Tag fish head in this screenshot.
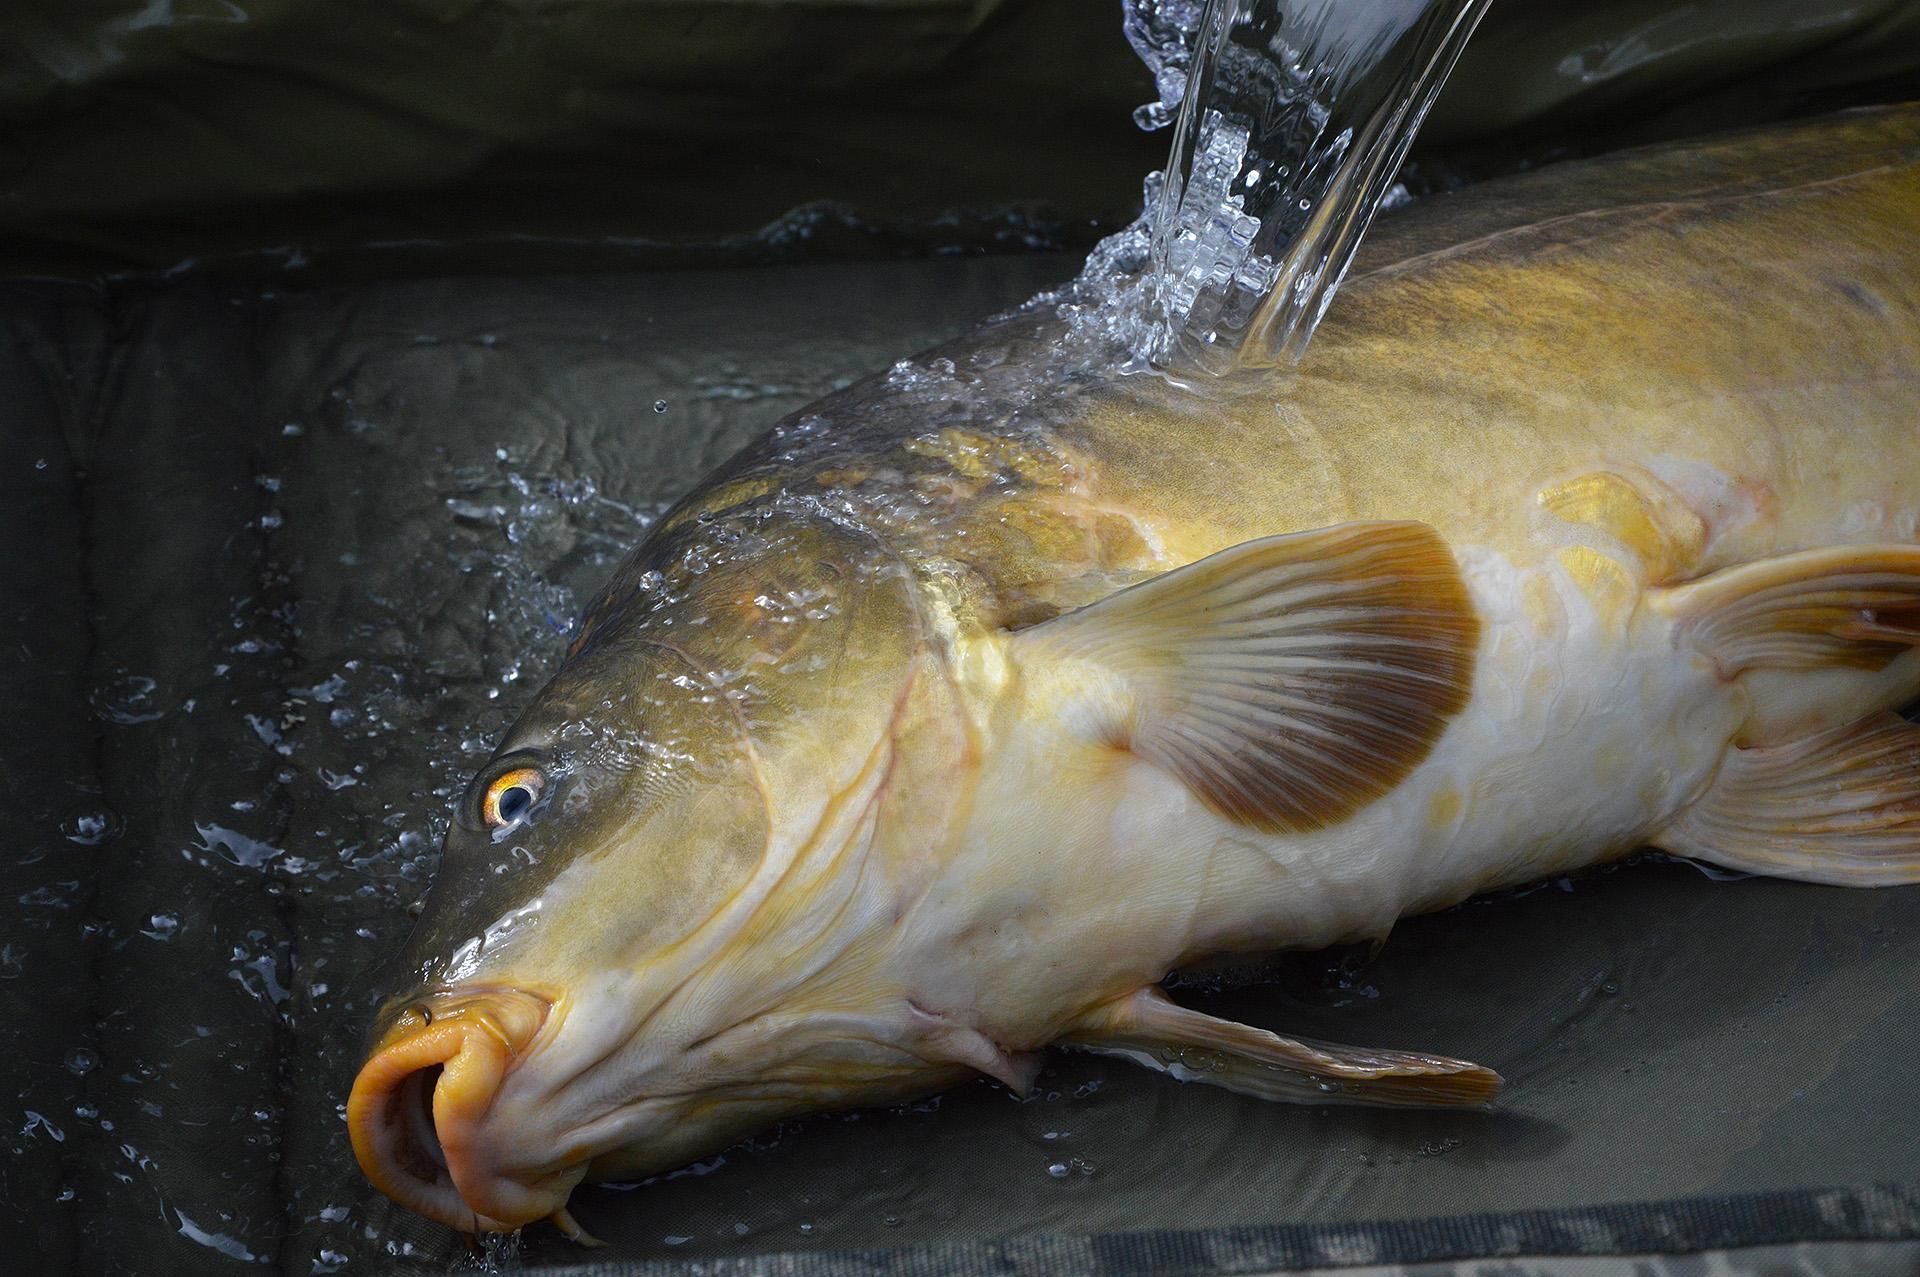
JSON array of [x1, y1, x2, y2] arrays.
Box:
[[349, 509, 978, 1232]]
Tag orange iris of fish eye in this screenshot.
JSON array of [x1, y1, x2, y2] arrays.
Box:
[[483, 767, 544, 827]]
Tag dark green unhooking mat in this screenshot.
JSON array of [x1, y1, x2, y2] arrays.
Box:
[[4, 0, 1920, 274], [3, 249, 1919, 1276]]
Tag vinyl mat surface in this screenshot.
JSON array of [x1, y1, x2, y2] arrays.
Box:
[[3, 252, 1917, 1276]]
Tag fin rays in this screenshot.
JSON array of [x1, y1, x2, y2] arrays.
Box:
[[1657, 713, 1920, 885], [1063, 987, 1501, 1110], [1014, 521, 1479, 834]]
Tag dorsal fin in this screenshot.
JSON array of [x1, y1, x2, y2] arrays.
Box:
[[1013, 521, 1479, 833]]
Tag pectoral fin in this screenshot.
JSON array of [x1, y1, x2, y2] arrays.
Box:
[[1062, 987, 1501, 1109], [1655, 713, 1920, 886], [550, 1207, 607, 1248], [1013, 521, 1479, 834]]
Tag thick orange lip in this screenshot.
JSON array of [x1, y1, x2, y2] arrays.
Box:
[[347, 990, 561, 1234]]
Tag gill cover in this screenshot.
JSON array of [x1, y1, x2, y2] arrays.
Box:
[[401, 508, 932, 998]]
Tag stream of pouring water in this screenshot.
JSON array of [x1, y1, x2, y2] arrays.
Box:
[[1132, 0, 1491, 372]]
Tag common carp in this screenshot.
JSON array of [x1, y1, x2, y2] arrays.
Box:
[[348, 107, 1920, 1237]]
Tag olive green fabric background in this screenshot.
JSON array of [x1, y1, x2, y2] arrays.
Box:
[[5, 4, 1920, 1274], [4, 0, 1920, 273], [5, 250, 1919, 1275]]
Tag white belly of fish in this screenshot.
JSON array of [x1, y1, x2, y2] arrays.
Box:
[[1077, 544, 1737, 962], [922, 504, 1920, 1054]]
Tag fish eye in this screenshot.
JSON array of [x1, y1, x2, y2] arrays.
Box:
[[482, 766, 545, 829]]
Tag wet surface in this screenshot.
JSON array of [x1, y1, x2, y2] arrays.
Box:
[[3, 253, 1918, 1275]]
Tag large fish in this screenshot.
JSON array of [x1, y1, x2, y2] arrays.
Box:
[[348, 107, 1920, 1238]]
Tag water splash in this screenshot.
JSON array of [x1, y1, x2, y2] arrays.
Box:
[[1063, 0, 1487, 375], [174, 1210, 265, 1264], [1146, 0, 1491, 371], [1123, 0, 1209, 131]]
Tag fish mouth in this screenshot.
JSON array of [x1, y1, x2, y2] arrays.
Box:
[[347, 989, 581, 1234]]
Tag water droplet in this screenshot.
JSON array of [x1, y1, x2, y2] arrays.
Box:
[[92, 675, 163, 725], [653, 400, 668, 414], [1600, 980, 1620, 996], [796, 1220, 816, 1236], [61, 812, 117, 845], [1046, 1161, 1070, 1178], [193, 824, 283, 870], [1133, 101, 1175, 130], [65, 1048, 99, 1075]]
